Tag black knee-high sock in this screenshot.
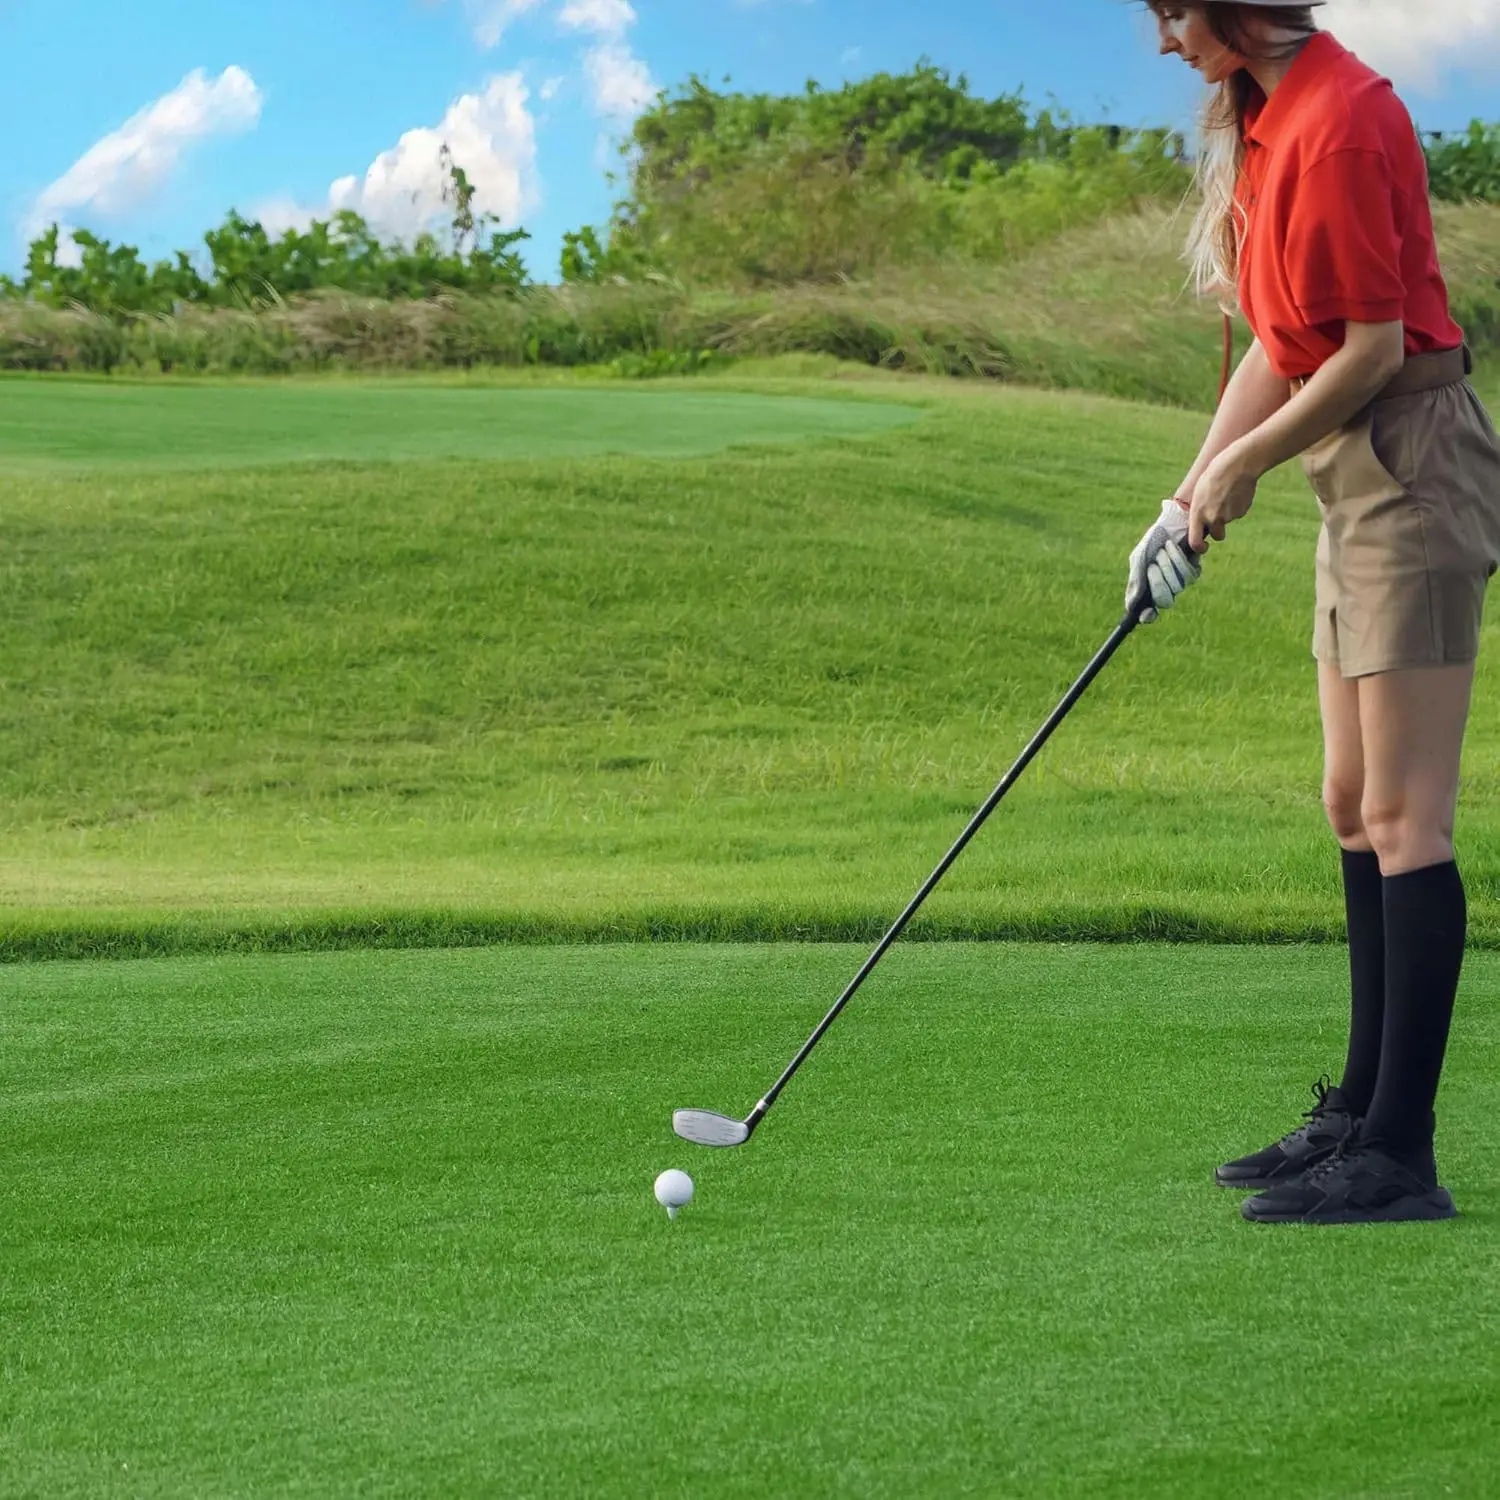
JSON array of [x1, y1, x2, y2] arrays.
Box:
[[1338, 848, 1386, 1116], [1364, 862, 1468, 1155]]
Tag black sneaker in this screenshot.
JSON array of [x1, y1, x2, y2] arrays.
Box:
[[1214, 1078, 1355, 1189], [1241, 1129, 1457, 1224]]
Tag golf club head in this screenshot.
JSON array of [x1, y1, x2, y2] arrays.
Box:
[[673, 1109, 752, 1148]]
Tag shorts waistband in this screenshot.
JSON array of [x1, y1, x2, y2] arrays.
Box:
[[1377, 344, 1472, 400], [1291, 343, 1472, 401]]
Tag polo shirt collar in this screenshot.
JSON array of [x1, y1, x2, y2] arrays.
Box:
[[1243, 31, 1346, 148]]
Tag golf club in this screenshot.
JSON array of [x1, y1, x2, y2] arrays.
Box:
[[673, 582, 1164, 1149]]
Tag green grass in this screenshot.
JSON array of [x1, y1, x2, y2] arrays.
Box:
[[3, 368, 1500, 955], [0, 377, 916, 470], [3, 942, 1498, 1497]]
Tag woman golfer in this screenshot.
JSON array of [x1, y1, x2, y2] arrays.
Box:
[[1127, 2, 1500, 1222]]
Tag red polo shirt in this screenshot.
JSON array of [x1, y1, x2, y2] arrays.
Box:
[[1237, 32, 1463, 379]]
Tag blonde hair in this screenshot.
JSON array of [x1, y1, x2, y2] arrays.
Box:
[[1165, 4, 1320, 305]]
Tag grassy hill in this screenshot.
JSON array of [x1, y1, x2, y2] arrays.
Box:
[[2, 361, 1499, 958]]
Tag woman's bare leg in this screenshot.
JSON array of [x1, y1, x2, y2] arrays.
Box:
[[1357, 665, 1474, 875]]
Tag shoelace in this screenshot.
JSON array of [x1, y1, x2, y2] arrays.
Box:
[[1303, 1127, 1362, 1185], [1275, 1075, 1335, 1148]]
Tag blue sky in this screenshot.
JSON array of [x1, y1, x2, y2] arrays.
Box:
[[1, 0, 1495, 282]]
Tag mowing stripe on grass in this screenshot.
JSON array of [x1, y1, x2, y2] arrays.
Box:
[[0, 377, 921, 470]]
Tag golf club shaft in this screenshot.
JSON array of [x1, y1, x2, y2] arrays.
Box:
[[747, 607, 1144, 1128]]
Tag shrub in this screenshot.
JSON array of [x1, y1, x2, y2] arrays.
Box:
[[1426, 121, 1500, 204]]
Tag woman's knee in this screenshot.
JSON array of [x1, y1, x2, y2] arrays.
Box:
[[1323, 777, 1366, 843], [1361, 792, 1455, 871]]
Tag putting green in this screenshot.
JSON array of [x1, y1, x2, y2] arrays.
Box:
[[0, 378, 920, 470]]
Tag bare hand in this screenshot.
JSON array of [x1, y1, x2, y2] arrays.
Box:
[[1188, 449, 1260, 553]]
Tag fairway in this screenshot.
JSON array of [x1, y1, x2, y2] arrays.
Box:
[[3, 942, 1498, 1497], [0, 376, 920, 470]]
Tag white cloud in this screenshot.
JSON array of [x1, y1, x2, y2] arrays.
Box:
[[433, 0, 656, 125], [465, 0, 547, 48], [582, 42, 656, 120], [50, 236, 85, 270], [1323, 0, 1500, 90], [249, 197, 322, 239], [558, 0, 635, 34], [27, 66, 262, 238], [338, 73, 538, 237], [264, 74, 537, 244], [557, 0, 655, 122]]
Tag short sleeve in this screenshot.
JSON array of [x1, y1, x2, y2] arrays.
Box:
[[1284, 149, 1405, 326]]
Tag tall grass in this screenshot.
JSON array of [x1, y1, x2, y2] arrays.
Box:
[[1, 203, 1494, 411]]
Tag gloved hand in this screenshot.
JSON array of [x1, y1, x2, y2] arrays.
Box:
[[1126, 498, 1203, 624]]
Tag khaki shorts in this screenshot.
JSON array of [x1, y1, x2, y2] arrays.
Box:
[[1300, 348, 1500, 679]]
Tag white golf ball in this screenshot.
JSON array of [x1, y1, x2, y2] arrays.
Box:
[[654, 1169, 694, 1219]]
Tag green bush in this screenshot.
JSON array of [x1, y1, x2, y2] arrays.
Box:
[[587, 65, 1193, 288], [1426, 121, 1500, 204], [1, 155, 531, 317]]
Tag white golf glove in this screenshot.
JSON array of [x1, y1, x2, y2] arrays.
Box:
[[1126, 499, 1202, 624]]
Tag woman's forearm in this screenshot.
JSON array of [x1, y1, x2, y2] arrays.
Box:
[[1182, 321, 1408, 550], [1177, 339, 1293, 506], [1229, 321, 1405, 479]]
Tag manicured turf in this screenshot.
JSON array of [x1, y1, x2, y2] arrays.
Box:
[[0, 377, 918, 470], [3, 942, 1498, 1497], [2, 369, 1499, 954]]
